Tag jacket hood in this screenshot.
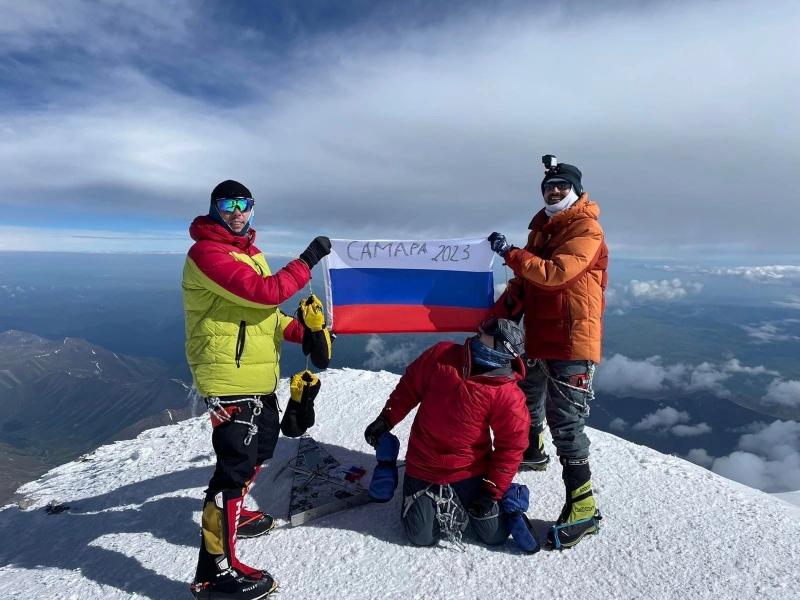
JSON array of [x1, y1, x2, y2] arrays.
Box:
[[461, 337, 526, 381], [528, 193, 600, 231], [189, 215, 257, 250]]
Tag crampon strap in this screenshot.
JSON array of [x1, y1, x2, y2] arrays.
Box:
[[549, 513, 602, 550], [403, 483, 468, 551]]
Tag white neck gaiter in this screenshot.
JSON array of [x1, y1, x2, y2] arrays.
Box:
[[544, 188, 579, 218]]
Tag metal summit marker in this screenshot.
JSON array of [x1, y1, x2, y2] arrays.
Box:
[[287, 436, 370, 527]]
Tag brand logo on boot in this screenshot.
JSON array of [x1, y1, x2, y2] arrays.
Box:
[[232, 498, 242, 545]]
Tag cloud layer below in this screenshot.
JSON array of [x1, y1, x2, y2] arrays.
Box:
[[688, 420, 800, 493]]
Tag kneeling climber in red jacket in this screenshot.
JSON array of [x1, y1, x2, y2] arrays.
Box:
[[364, 319, 530, 547]]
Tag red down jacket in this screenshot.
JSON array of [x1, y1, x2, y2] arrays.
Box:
[[379, 340, 530, 500]]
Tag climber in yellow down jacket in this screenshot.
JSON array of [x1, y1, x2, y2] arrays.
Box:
[[184, 179, 331, 600]]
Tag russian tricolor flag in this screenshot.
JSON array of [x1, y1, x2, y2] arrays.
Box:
[[322, 238, 495, 334]]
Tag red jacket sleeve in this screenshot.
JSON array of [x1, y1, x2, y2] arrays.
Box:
[[485, 385, 530, 499], [281, 316, 304, 344], [380, 345, 439, 428], [188, 242, 311, 307]]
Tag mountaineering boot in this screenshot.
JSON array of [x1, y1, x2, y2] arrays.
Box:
[[190, 569, 277, 600], [237, 467, 276, 539], [192, 490, 278, 597], [518, 426, 550, 472], [237, 507, 275, 539], [547, 459, 601, 549]]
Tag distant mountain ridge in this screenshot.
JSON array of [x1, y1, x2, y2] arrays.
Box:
[[0, 330, 192, 503]]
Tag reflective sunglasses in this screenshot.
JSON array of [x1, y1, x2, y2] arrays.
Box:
[[216, 197, 255, 213], [543, 181, 572, 192]]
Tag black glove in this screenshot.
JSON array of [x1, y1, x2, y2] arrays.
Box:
[[297, 295, 332, 369], [488, 232, 512, 257], [299, 236, 332, 269], [364, 415, 389, 448], [468, 492, 498, 518]]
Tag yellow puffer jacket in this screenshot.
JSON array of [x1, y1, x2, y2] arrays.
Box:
[[183, 216, 311, 397]]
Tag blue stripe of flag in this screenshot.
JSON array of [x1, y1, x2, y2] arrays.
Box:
[[329, 268, 494, 308]]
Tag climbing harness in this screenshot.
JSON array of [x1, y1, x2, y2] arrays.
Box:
[[205, 395, 264, 446], [529, 359, 596, 416]]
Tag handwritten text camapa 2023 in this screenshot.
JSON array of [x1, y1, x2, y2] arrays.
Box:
[[345, 241, 472, 262]]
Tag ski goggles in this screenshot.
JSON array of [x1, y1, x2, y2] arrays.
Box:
[[542, 180, 572, 192], [216, 198, 255, 213]]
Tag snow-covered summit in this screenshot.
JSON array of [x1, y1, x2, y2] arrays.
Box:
[[1, 368, 798, 599]]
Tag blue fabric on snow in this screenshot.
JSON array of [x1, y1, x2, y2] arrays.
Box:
[[500, 483, 540, 554], [369, 432, 400, 502]]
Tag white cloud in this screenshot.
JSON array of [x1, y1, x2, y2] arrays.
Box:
[[631, 407, 709, 436], [721, 359, 779, 376], [665, 265, 800, 285], [0, 1, 193, 53], [364, 335, 420, 371], [775, 295, 800, 310], [711, 420, 800, 492], [603, 286, 623, 308], [605, 278, 703, 311], [593, 354, 674, 396], [626, 279, 703, 302], [685, 448, 715, 468], [671, 422, 712, 437], [683, 362, 731, 398], [1, 2, 799, 252], [712, 266, 800, 284], [608, 417, 628, 431], [633, 407, 690, 431], [763, 379, 800, 409], [741, 321, 800, 344], [595, 354, 780, 401]]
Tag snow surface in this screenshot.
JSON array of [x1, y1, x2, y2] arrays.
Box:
[[1, 368, 799, 599], [774, 490, 800, 508]]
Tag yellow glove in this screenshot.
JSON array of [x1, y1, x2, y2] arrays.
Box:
[[298, 294, 326, 332], [290, 370, 320, 403]]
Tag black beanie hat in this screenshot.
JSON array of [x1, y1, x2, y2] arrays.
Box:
[[210, 180, 252, 204], [209, 180, 253, 234], [541, 163, 583, 196]]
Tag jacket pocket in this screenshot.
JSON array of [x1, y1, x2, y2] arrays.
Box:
[[235, 320, 246, 368]]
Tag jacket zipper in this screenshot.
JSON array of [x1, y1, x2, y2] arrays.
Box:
[[235, 320, 246, 368]]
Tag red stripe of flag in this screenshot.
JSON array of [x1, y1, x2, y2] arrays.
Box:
[[332, 304, 490, 334]]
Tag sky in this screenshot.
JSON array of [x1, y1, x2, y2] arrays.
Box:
[[1, 0, 798, 256]]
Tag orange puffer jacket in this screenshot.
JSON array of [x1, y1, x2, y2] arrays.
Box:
[[495, 194, 608, 363]]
